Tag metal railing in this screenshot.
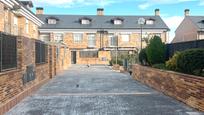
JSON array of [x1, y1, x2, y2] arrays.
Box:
[[0, 32, 17, 72], [35, 40, 48, 64]]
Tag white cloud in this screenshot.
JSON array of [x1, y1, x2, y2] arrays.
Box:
[[32, 0, 126, 8], [138, 0, 197, 9], [199, 0, 204, 5], [162, 16, 184, 43]]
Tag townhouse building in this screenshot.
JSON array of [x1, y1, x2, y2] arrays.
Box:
[[0, 1, 69, 114], [173, 9, 204, 43], [0, 0, 43, 38], [37, 8, 170, 65]]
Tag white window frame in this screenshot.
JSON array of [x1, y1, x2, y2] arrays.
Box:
[[121, 34, 130, 42], [81, 19, 90, 25], [48, 19, 57, 24], [73, 33, 83, 43], [108, 34, 117, 47], [13, 16, 18, 35], [114, 20, 122, 25], [25, 19, 29, 34], [54, 33, 64, 43], [87, 34, 96, 47], [40, 34, 50, 42], [146, 20, 154, 25]]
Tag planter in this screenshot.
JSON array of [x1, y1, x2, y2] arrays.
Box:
[[112, 64, 120, 70], [132, 64, 204, 112]]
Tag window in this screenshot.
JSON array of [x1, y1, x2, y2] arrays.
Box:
[[109, 34, 117, 46], [13, 16, 18, 35], [121, 34, 130, 42], [35, 41, 48, 64], [80, 51, 98, 58], [88, 34, 96, 47], [73, 33, 83, 43], [48, 19, 57, 24], [40, 34, 50, 42], [81, 19, 91, 25], [114, 20, 122, 25], [25, 19, 29, 34], [54, 33, 64, 43], [0, 33, 17, 72], [200, 32, 204, 39], [154, 33, 161, 37], [146, 20, 154, 25]]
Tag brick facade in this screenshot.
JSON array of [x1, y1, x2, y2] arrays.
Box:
[[0, 1, 39, 39], [0, 1, 70, 114], [132, 64, 204, 111], [61, 32, 167, 65]]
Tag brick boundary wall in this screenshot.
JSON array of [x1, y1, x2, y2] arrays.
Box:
[[132, 64, 204, 111], [0, 78, 49, 114], [0, 36, 71, 114]]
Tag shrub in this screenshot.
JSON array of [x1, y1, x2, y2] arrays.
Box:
[[177, 49, 204, 76], [110, 58, 123, 66], [166, 52, 181, 71], [139, 48, 148, 65], [146, 36, 166, 65], [152, 63, 167, 70]]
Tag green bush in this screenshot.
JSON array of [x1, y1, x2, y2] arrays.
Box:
[[146, 36, 166, 65], [177, 49, 204, 76], [139, 48, 148, 65], [152, 63, 167, 70], [110, 58, 123, 66], [166, 52, 181, 71]]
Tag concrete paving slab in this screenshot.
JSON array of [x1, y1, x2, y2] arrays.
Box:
[[6, 65, 204, 115]]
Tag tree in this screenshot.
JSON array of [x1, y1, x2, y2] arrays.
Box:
[[146, 36, 166, 65]]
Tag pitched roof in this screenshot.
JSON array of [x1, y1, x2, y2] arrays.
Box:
[[188, 16, 204, 29], [37, 15, 169, 30]]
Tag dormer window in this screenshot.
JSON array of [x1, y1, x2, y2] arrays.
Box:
[[48, 19, 57, 24], [80, 17, 92, 25], [111, 18, 124, 25], [114, 20, 122, 25], [146, 19, 155, 25], [47, 17, 59, 24], [81, 19, 91, 25]]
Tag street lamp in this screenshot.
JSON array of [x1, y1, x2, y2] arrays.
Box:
[[138, 18, 146, 50]]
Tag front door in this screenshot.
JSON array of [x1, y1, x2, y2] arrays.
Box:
[[71, 51, 77, 64]]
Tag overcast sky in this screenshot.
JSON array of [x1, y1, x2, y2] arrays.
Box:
[[32, 0, 204, 42]]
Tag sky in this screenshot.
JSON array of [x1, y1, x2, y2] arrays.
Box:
[[32, 0, 204, 42]]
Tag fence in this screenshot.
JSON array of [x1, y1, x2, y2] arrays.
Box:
[[166, 39, 204, 58], [0, 32, 17, 72], [35, 40, 48, 64]]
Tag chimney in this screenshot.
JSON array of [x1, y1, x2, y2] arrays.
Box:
[[184, 9, 190, 16], [36, 7, 44, 15], [97, 8, 104, 16], [155, 9, 160, 16]]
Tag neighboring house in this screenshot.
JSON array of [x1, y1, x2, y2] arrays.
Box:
[[0, 0, 43, 39], [173, 9, 204, 43], [37, 8, 169, 65]]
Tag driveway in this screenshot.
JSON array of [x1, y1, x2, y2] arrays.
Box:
[[6, 65, 203, 115]]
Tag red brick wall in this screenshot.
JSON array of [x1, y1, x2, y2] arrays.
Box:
[[132, 64, 204, 111], [0, 36, 65, 114]]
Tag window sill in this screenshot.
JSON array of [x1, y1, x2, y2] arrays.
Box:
[[36, 62, 48, 66], [0, 68, 21, 76]]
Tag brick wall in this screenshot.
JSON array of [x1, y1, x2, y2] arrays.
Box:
[[63, 32, 167, 50], [132, 64, 204, 111], [0, 2, 39, 39], [0, 35, 71, 114]]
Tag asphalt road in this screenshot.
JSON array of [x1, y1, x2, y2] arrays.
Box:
[[6, 65, 204, 115]]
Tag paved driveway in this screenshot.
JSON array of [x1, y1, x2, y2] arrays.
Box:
[[6, 65, 203, 115]]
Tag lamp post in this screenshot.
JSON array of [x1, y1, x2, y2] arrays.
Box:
[[138, 18, 146, 51]]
